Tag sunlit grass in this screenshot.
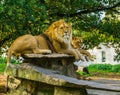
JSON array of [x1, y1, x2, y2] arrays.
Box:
[[87, 63, 120, 77], [0, 63, 6, 73], [88, 63, 120, 73], [0, 57, 20, 72]]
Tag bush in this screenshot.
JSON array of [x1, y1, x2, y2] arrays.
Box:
[[0, 57, 20, 72], [111, 64, 120, 73], [0, 57, 7, 64], [0, 63, 6, 72], [88, 63, 120, 73], [0, 57, 20, 64]]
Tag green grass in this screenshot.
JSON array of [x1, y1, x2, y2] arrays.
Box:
[[0, 57, 20, 72], [77, 63, 120, 77], [0, 63, 6, 73], [88, 63, 120, 73], [87, 63, 120, 77], [0, 57, 6, 72]]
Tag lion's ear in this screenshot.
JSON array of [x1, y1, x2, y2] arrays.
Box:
[[52, 22, 57, 28], [52, 19, 65, 28], [58, 19, 65, 22], [72, 37, 77, 40]]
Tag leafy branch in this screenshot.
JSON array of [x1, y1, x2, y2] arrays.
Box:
[[49, 1, 120, 17]]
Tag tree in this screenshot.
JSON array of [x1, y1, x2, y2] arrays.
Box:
[[0, 0, 120, 50], [0, 0, 50, 47]]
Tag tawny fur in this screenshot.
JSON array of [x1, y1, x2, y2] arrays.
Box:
[[7, 34, 51, 65], [44, 19, 83, 60], [72, 36, 94, 61], [7, 19, 83, 65]]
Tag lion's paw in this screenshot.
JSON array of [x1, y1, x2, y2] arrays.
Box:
[[47, 50, 52, 54]]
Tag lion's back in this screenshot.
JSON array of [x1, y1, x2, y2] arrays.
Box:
[[9, 34, 37, 53]]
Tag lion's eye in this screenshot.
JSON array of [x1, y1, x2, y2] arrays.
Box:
[[66, 26, 69, 28], [60, 27, 63, 29]]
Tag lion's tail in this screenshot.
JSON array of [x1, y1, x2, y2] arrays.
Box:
[[7, 49, 12, 66]]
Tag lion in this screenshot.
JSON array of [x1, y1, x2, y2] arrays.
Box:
[[71, 36, 83, 49], [44, 19, 83, 61], [7, 19, 83, 66], [7, 34, 52, 66], [71, 36, 94, 61]]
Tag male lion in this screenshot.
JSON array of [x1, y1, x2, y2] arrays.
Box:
[[44, 19, 83, 61], [7, 19, 83, 66], [72, 36, 94, 61]]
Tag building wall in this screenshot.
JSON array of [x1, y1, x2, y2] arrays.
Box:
[[75, 43, 119, 67], [88, 43, 119, 64]]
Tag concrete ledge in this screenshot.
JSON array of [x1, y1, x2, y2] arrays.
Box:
[[23, 53, 74, 59], [5, 64, 120, 92], [5, 54, 120, 95]]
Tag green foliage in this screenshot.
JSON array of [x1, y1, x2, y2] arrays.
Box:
[[0, 57, 7, 64], [99, 19, 120, 43], [0, 0, 50, 46], [0, 57, 6, 72], [0, 63, 6, 72], [0, 57, 20, 72], [77, 71, 90, 76], [111, 64, 120, 73], [0, 0, 119, 51], [88, 64, 120, 73]]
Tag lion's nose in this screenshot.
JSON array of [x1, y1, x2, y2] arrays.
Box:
[[65, 31, 69, 34], [65, 31, 68, 33]]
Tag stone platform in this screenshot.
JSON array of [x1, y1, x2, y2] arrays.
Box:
[[5, 54, 120, 95]]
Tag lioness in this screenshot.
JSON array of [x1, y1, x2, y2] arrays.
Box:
[[72, 36, 83, 49], [72, 36, 94, 61], [7, 19, 83, 66]]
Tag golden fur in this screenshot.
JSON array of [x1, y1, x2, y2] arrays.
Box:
[[7, 19, 83, 65], [7, 34, 52, 65], [78, 49, 94, 61], [44, 19, 83, 60], [72, 36, 82, 49], [72, 36, 94, 61]]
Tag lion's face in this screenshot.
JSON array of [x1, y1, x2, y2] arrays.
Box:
[[45, 19, 72, 43], [72, 37, 82, 49], [54, 20, 72, 43], [57, 21, 72, 42]]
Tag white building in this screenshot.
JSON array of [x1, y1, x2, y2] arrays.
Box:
[[75, 43, 120, 67], [88, 43, 119, 64]]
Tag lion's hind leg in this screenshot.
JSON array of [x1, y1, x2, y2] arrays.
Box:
[[33, 48, 52, 54]]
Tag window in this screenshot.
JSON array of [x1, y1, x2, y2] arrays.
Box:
[[102, 51, 106, 62]]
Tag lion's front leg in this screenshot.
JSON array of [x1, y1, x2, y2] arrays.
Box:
[[78, 49, 94, 61], [75, 49, 85, 61], [58, 49, 81, 61]]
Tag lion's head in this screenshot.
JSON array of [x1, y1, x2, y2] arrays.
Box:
[[44, 19, 83, 60], [44, 19, 72, 44], [72, 36, 83, 49]]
